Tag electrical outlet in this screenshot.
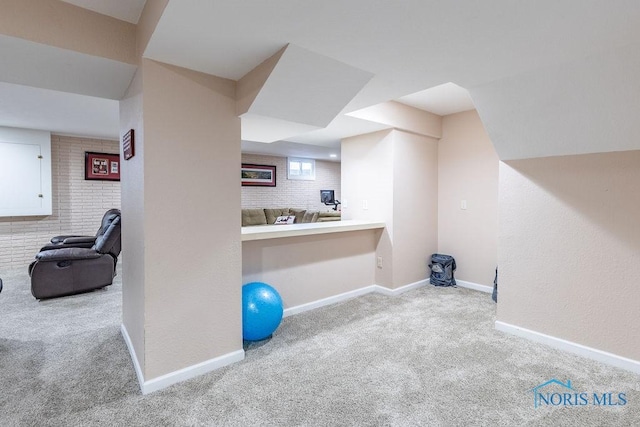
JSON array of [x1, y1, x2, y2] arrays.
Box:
[[377, 256, 383, 268], [363, 200, 369, 210]]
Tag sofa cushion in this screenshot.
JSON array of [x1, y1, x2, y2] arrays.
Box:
[[264, 208, 290, 224], [317, 211, 341, 222], [242, 209, 268, 226], [289, 208, 306, 224], [302, 211, 319, 223]]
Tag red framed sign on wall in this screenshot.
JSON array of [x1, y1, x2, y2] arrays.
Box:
[[84, 152, 120, 181]]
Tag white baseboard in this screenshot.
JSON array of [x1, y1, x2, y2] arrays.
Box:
[[495, 321, 640, 375], [283, 285, 378, 317], [142, 350, 245, 395], [120, 324, 245, 395], [456, 279, 493, 294], [283, 279, 429, 318], [120, 324, 145, 391], [373, 278, 429, 296], [119, 278, 490, 394]]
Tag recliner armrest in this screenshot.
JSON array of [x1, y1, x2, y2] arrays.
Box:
[[36, 247, 102, 262], [39, 239, 96, 252], [50, 234, 84, 244], [62, 236, 96, 245]]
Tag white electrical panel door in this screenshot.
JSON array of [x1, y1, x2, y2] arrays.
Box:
[[0, 127, 52, 217], [0, 142, 43, 215]]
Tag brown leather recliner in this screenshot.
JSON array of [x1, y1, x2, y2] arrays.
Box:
[[29, 212, 121, 299]]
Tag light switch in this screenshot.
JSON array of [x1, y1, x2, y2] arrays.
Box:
[[461, 200, 467, 210]]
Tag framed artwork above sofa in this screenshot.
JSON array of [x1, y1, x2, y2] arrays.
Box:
[[241, 163, 276, 187]]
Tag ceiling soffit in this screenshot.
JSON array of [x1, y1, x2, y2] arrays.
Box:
[[239, 44, 373, 143]]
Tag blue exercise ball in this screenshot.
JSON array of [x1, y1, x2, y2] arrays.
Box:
[[242, 282, 283, 341]]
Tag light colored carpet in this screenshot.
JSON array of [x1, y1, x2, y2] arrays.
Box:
[[0, 266, 638, 426]]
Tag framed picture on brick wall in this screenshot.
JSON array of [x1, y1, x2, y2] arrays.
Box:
[[85, 152, 120, 181], [241, 163, 276, 187]]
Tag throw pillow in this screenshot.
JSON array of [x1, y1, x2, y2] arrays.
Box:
[[265, 208, 290, 225], [274, 215, 295, 225], [242, 209, 267, 226], [302, 210, 319, 223], [289, 208, 306, 223]]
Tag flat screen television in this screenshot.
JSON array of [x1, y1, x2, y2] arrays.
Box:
[[320, 190, 335, 204]]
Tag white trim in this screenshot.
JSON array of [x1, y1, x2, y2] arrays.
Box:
[[373, 278, 429, 296], [120, 277, 480, 395], [120, 323, 245, 395], [495, 321, 640, 375], [283, 279, 429, 317], [121, 324, 145, 391], [142, 350, 245, 395], [456, 279, 493, 294], [283, 285, 378, 317]]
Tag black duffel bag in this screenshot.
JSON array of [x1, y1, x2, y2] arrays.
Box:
[[429, 254, 456, 287]]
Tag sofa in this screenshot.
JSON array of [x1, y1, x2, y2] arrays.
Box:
[[242, 208, 341, 226]]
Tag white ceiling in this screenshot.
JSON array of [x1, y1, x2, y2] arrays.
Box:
[[58, 0, 146, 24], [397, 83, 475, 117], [0, 35, 137, 100], [0, 82, 119, 140], [2, 1, 640, 160], [240, 44, 374, 143], [242, 139, 340, 162], [145, 1, 637, 107], [142, 1, 640, 159]]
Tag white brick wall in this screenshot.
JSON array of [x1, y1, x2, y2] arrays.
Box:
[[0, 149, 336, 270], [0, 135, 121, 271], [241, 154, 341, 211]]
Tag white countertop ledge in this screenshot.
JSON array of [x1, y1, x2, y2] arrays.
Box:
[[241, 220, 385, 241]]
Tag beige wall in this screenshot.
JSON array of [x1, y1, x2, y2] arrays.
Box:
[[392, 131, 439, 287], [120, 59, 242, 381], [341, 130, 395, 286], [341, 129, 438, 288], [498, 150, 640, 361], [438, 110, 499, 286], [241, 154, 340, 212], [136, 0, 169, 58], [236, 47, 285, 116], [242, 230, 379, 308], [348, 101, 442, 139], [119, 67, 146, 374], [0, 0, 136, 64], [0, 135, 121, 271]]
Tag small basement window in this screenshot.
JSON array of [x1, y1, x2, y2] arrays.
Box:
[[287, 157, 315, 181]]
